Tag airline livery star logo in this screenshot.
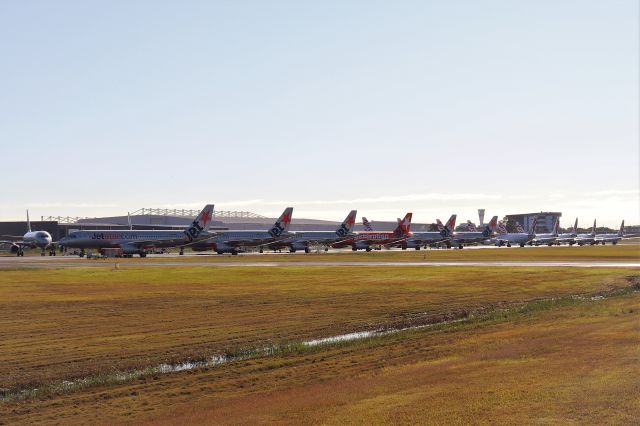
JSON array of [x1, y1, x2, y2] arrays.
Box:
[[269, 212, 291, 237], [200, 210, 212, 227]]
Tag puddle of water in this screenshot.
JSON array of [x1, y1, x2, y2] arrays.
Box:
[[304, 330, 379, 346]]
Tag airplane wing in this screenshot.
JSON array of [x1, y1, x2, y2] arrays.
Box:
[[119, 233, 216, 250], [0, 239, 28, 247], [0, 235, 25, 241]]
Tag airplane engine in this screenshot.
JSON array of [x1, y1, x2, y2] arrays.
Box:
[[10, 244, 19, 254], [353, 241, 370, 251], [290, 242, 308, 252]]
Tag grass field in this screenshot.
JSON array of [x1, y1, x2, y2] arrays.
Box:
[[3, 243, 639, 262], [0, 256, 638, 424]]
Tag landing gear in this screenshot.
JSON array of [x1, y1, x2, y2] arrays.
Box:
[[216, 251, 224, 255], [324, 247, 329, 252], [231, 250, 239, 256], [507, 243, 511, 247], [415, 246, 421, 250], [17, 249, 24, 257], [289, 249, 296, 253], [365, 247, 372, 252], [139, 251, 147, 258], [48, 250, 56, 256], [351, 245, 357, 251], [259, 249, 263, 254], [519, 243, 525, 247], [179, 248, 184, 256], [79, 250, 85, 258], [304, 247, 310, 254], [458, 245, 464, 249]]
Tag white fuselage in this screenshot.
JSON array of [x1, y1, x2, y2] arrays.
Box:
[[192, 230, 292, 252], [575, 233, 596, 245], [402, 231, 451, 248], [556, 232, 577, 244], [532, 233, 557, 245], [595, 234, 623, 244], [22, 231, 53, 249], [495, 233, 533, 246], [278, 231, 352, 250], [59, 230, 196, 252]]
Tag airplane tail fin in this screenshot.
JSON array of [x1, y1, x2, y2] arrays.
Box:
[[528, 215, 539, 237], [183, 204, 215, 242], [552, 217, 560, 236], [444, 214, 457, 236], [394, 213, 412, 236], [436, 219, 445, 232], [618, 220, 625, 237], [362, 217, 373, 231], [591, 219, 596, 236], [515, 221, 525, 233], [268, 207, 293, 237], [26, 210, 31, 233], [497, 221, 508, 235], [336, 210, 357, 237], [127, 212, 133, 230], [482, 216, 498, 237], [572, 218, 578, 235], [466, 220, 477, 231]]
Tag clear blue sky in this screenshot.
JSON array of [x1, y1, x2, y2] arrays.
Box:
[[1, 1, 638, 227]]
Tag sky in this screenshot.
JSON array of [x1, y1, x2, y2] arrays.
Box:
[[1, 0, 638, 227]]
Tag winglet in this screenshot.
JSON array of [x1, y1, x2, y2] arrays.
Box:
[[336, 210, 357, 237], [268, 207, 293, 238], [183, 204, 215, 242]]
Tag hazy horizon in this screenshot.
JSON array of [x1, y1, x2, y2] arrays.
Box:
[[1, 1, 638, 227]]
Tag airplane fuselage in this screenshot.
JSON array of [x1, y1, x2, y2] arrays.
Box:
[[21, 231, 53, 249], [191, 230, 292, 252], [59, 230, 200, 252]]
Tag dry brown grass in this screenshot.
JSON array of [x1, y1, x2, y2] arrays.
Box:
[[1, 266, 637, 393], [2, 289, 637, 425]]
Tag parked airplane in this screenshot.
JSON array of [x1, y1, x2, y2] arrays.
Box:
[[575, 220, 597, 246], [532, 217, 559, 246], [333, 213, 413, 251], [266, 210, 357, 253], [596, 220, 625, 245], [450, 216, 498, 249], [556, 218, 578, 245], [362, 217, 374, 231], [495, 216, 538, 247], [399, 215, 456, 250], [190, 207, 294, 255], [58, 204, 215, 257], [0, 210, 55, 256]]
